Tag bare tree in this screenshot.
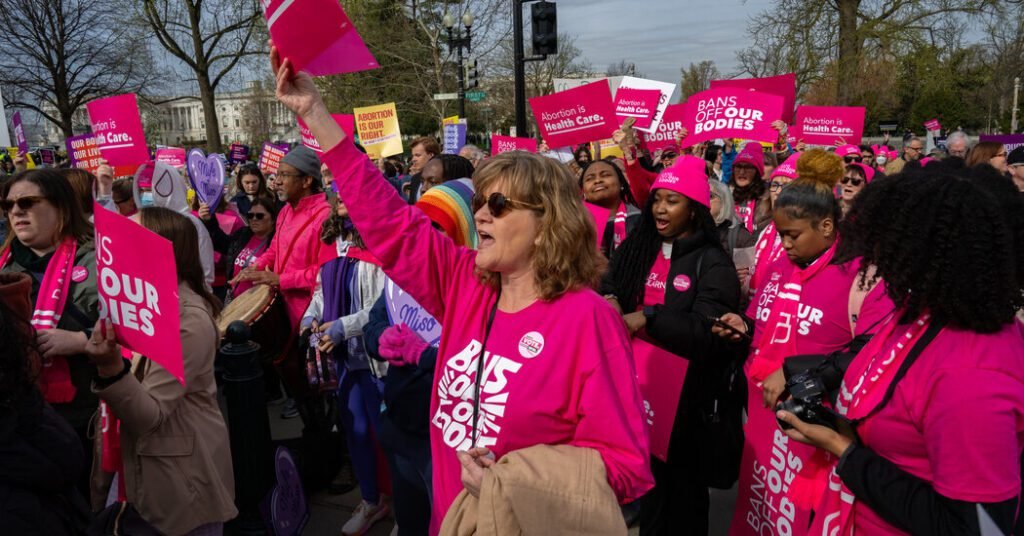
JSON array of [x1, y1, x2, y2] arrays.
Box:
[[0, 0, 155, 138], [679, 61, 720, 100], [141, 0, 263, 152], [606, 60, 643, 78], [241, 79, 275, 144]]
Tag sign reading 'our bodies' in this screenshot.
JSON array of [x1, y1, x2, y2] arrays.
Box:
[[93, 203, 184, 385], [529, 80, 617, 148], [682, 88, 784, 146]]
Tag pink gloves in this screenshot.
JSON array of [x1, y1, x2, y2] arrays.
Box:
[[378, 324, 428, 367]]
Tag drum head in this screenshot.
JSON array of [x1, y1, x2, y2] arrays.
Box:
[[218, 284, 275, 336]]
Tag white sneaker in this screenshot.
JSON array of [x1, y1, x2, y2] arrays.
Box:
[[342, 500, 390, 536]]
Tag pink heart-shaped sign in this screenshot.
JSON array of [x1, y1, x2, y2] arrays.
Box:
[[186, 148, 226, 211]]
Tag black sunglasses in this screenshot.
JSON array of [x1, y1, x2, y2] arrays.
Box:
[[471, 192, 541, 217], [843, 155, 863, 163], [1, 195, 46, 212], [840, 176, 863, 186], [246, 212, 267, 220]]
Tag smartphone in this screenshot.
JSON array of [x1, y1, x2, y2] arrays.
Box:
[[708, 316, 752, 342]]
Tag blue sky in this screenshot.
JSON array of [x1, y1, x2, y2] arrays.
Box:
[[557, 0, 773, 87]]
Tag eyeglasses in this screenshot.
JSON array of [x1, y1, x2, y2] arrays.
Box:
[[769, 180, 790, 192], [840, 176, 863, 187], [1, 196, 46, 212], [471, 192, 542, 217], [843, 156, 863, 163], [113, 197, 132, 205], [246, 212, 267, 220], [907, 146, 924, 152]]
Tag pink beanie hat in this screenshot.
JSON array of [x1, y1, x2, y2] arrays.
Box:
[[771, 152, 801, 179], [651, 156, 710, 208], [733, 142, 765, 177], [847, 162, 875, 183], [835, 144, 860, 158]]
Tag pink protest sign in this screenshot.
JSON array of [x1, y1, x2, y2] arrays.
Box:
[[792, 105, 866, 145], [640, 103, 686, 153], [299, 114, 355, 152], [584, 202, 610, 248], [12, 111, 28, 154], [93, 202, 184, 385], [259, 142, 289, 173], [924, 118, 942, 131], [265, 0, 378, 77], [682, 88, 784, 146], [529, 81, 618, 148], [491, 135, 537, 155], [710, 73, 797, 122], [66, 134, 102, 174], [86, 94, 149, 173], [614, 87, 661, 130], [155, 147, 186, 167], [632, 338, 688, 461]]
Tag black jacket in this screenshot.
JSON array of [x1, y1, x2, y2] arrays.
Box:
[[0, 391, 89, 535], [602, 231, 744, 459], [363, 293, 437, 437], [600, 205, 641, 258]]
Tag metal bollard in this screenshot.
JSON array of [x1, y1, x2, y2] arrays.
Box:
[[220, 320, 275, 534]]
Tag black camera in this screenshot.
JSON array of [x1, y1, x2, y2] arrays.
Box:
[[776, 371, 840, 431]]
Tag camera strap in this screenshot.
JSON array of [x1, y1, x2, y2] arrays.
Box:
[[852, 319, 946, 424], [470, 292, 500, 448]]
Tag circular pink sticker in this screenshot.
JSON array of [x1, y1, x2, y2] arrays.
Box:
[[673, 274, 691, 292], [71, 266, 88, 283]]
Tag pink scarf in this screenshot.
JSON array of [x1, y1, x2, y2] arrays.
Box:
[[747, 240, 838, 383], [750, 222, 782, 292], [735, 199, 757, 233], [613, 202, 629, 249], [0, 238, 78, 403], [807, 314, 933, 536]]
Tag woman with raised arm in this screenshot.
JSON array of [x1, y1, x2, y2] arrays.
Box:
[[269, 46, 653, 533]]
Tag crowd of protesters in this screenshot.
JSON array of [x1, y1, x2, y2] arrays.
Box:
[[0, 43, 1022, 536]]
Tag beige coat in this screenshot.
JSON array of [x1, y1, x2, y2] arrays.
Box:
[[440, 445, 627, 536], [92, 283, 237, 534]]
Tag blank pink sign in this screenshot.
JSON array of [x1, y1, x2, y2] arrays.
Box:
[[265, 0, 378, 77]]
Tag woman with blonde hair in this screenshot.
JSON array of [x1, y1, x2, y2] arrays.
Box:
[[270, 46, 652, 532]]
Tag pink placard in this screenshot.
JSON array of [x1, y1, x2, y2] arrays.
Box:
[[924, 118, 942, 131], [614, 87, 661, 130], [584, 202, 610, 248], [640, 103, 687, 153], [491, 135, 537, 155], [299, 114, 355, 153], [155, 147, 186, 168], [710, 73, 797, 122], [259, 142, 289, 173], [86, 94, 149, 172], [682, 88, 784, 146], [93, 202, 184, 385], [265, 0, 378, 77], [792, 106, 866, 145], [632, 338, 688, 462], [529, 81, 618, 148]]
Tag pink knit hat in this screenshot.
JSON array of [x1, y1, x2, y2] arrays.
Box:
[[733, 142, 765, 177], [771, 152, 801, 179], [651, 156, 710, 208], [847, 162, 875, 183], [835, 144, 860, 158]]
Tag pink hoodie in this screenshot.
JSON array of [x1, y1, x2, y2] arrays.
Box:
[[321, 141, 654, 532]]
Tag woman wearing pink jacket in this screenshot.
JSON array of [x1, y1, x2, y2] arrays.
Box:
[[269, 47, 653, 533]]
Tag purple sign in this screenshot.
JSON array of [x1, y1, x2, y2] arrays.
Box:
[[980, 134, 1024, 153], [228, 143, 250, 163], [383, 279, 441, 347], [39, 148, 55, 166], [442, 122, 467, 154], [259, 447, 309, 536], [186, 148, 226, 211], [12, 112, 28, 154]]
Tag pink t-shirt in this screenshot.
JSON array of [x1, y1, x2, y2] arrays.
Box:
[[322, 141, 653, 534], [746, 254, 892, 359], [643, 244, 672, 307], [231, 234, 267, 296], [851, 322, 1024, 534]]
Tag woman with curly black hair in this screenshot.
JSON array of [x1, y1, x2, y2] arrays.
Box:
[[773, 167, 1024, 536], [580, 159, 642, 257], [716, 149, 895, 536], [600, 156, 743, 535], [419, 153, 476, 192]]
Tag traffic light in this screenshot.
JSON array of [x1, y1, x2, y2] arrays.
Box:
[[531, 1, 557, 57], [465, 59, 479, 90]]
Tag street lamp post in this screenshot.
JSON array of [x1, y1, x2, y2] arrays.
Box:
[[443, 11, 474, 118], [1012, 77, 1021, 134]]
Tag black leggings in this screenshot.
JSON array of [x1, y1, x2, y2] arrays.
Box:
[[639, 456, 710, 536]]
